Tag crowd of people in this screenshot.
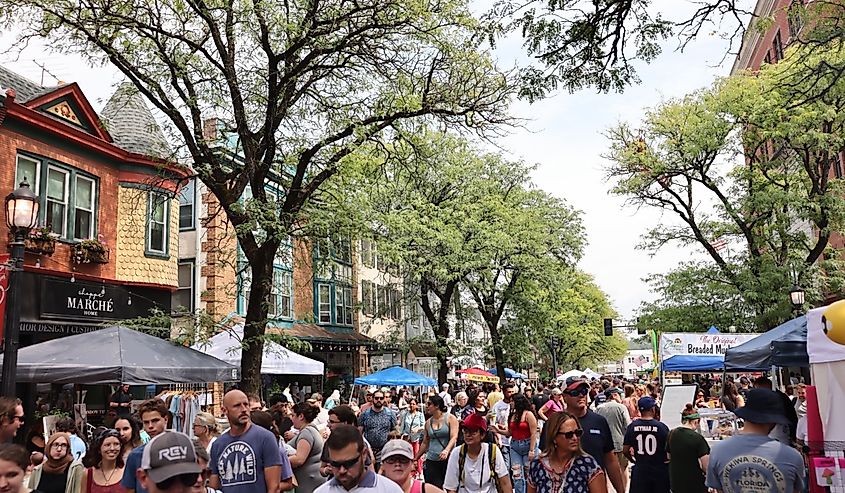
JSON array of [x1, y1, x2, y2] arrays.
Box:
[[0, 370, 810, 493]]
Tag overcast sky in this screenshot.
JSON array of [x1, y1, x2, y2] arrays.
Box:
[[0, 1, 743, 320]]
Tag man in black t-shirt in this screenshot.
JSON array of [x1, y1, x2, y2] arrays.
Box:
[[109, 383, 133, 419], [623, 396, 670, 493], [562, 377, 625, 493]]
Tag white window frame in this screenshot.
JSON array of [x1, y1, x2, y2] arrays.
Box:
[[343, 286, 353, 325], [318, 284, 332, 323], [178, 178, 195, 231], [279, 270, 293, 319], [175, 260, 195, 312], [15, 155, 40, 192], [46, 166, 70, 237], [147, 192, 169, 255], [73, 175, 96, 240]]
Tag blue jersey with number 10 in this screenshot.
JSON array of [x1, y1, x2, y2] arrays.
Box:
[[623, 418, 670, 471]]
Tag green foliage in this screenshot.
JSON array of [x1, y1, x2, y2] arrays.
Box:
[[2, 0, 516, 392], [506, 266, 627, 371], [607, 42, 845, 331]]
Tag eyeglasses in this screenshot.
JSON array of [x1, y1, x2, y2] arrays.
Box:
[[155, 473, 199, 490], [52, 443, 69, 449], [463, 428, 483, 435], [557, 429, 584, 439], [384, 456, 412, 465], [373, 397, 384, 400], [564, 388, 589, 397], [328, 455, 361, 470], [328, 419, 342, 425]]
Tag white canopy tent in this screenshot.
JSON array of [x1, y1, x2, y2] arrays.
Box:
[[556, 369, 585, 382], [192, 326, 324, 375]]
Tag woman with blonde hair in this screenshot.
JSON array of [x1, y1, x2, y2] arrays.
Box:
[[192, 412, 219, 453], [27, 432, 84, 493], [527, 412, 607, 493], [622, 384, 640, 419]]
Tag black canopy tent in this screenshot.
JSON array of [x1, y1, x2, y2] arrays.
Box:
[[0, 325, 240, 384], [723, 316, 808, 371]]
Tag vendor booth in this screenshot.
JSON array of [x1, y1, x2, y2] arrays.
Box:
[[2, 325, 239, 384], [192, 326, 324, 376], [661, 355, 725, 372], [487, 368, 528, 379], [805, 303, 845, 492], [456, 368, 499, 384], [723, 315, 808, 371], [354, 366, 437, 387]]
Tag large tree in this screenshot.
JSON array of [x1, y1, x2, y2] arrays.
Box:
[[606, 45, 845, 330], [4, 0, 514, 392], [506, 267, 626, 375]]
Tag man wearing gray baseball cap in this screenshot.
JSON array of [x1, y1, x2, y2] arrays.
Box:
[[137, 432, 202, 493]]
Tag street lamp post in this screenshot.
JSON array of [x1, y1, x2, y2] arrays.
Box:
[[1, 180, 39, 397], [789, 285, 805, 317], [547, 336, 560, 380]]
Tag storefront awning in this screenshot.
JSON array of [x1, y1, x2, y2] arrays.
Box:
[[272, 324, 376, 348]]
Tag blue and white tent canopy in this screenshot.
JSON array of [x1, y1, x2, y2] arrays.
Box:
[[354, 366, 436, 387]]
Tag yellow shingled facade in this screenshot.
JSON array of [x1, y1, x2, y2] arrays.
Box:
[[115, 185, 179, 287]]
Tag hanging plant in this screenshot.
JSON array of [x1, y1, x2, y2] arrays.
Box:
[[72, 239, 109, 264]]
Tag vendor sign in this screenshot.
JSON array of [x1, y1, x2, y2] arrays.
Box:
[[660, 332, 756, 358]]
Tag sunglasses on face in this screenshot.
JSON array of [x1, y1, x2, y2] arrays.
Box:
[[155, 473, 199, 490], [557, 429, 584, 439], [11, 415, 24, 423], [565, 388, 589, 397], [384, 456, 412, 465], [329, 455, 361, 470]]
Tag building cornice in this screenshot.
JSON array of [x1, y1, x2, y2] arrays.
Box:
[[731, 0, 778, 74]]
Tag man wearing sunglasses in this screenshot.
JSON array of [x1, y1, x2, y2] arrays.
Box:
[[561, 376, 625, 493], [358, 390, 396, 471], [316, 424, 402, 492], [0, 397, 24, 444], [138, 431, 202, 493]]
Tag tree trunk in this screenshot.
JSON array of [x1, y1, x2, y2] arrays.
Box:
[[239, 245, 275, 394], [420, 278, 458, 386], [488, 321, 507, 385]]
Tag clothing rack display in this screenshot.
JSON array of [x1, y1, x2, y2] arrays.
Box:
[[156, 389, 203, 438]]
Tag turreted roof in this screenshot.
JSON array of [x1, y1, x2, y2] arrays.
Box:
[[100, 82, 171, 159]]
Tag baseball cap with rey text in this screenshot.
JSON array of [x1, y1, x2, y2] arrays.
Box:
[[141, 432, 202, 483]]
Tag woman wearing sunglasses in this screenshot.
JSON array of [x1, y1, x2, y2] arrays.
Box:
[[382, 439, 445, 493], [27, 432, 84, 493], [80, 429, 126, 493], [527, 412, 607, 493]]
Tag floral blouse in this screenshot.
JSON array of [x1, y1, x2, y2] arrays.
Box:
[[528, 454, 603, 493]]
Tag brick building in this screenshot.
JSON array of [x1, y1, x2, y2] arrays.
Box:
[[0, 67, 188, 345], [178, 121, 376, 387]]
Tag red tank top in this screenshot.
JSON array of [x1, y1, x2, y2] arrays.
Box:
[[86, 467, 129, 493], [509, 419, 531, 440], [410, 478, 425, 493]]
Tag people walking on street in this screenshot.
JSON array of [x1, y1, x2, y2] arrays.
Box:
[[621, 385, 639, 419], [55, 418, 87, 462], [623, 396, 670, 493], [666, 404, 709, 493], [443, 413, 511, 493], [209, 390, 283, 493], [537, 389, 563, 423], [439, 385, 454, 413], [720, 382, 744, 412], [493, 393, 537, 493], [399, 398, 426, 473], [137, 432, 202, 493], [316, 425, 402, 493], [382, 439, 445, 493], [0, 398, 24, 444], [527, 412, 607, 493], [358, 390, 397, 471], [121, 398, 169, 493], [706, 388, 804, 493], [326, 390, 342, 411], [753, 376, 798, 445], [416, 396, 458, 489], [193, 413, 219, 454], [249, 411, 295, 492], [324, 405, 375, 476], [450, 394, 467, 420], [286, 401, 326, 491], [80, 429, 126, 493], [0, 443, 30, 493], [113, 418, 144, 462], [560, 377, 625, 493], [28, 432, 84, 493], [595, 388, 630, 493], [487, 385, 503, 410], [191, 441, 222, 493]]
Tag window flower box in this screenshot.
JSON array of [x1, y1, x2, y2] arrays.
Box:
[[72, 239, 109, 264], [8, 227, 59, 256]]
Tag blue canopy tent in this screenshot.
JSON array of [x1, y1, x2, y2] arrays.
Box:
[[706, 326, 720, 334], [661, 355, 725, 372], [723, 316, 808, 371], [354, 366, 437, 387], [487, 368, 528, 379]]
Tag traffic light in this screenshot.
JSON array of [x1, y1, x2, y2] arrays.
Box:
[[603, 318, 613, 336]]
